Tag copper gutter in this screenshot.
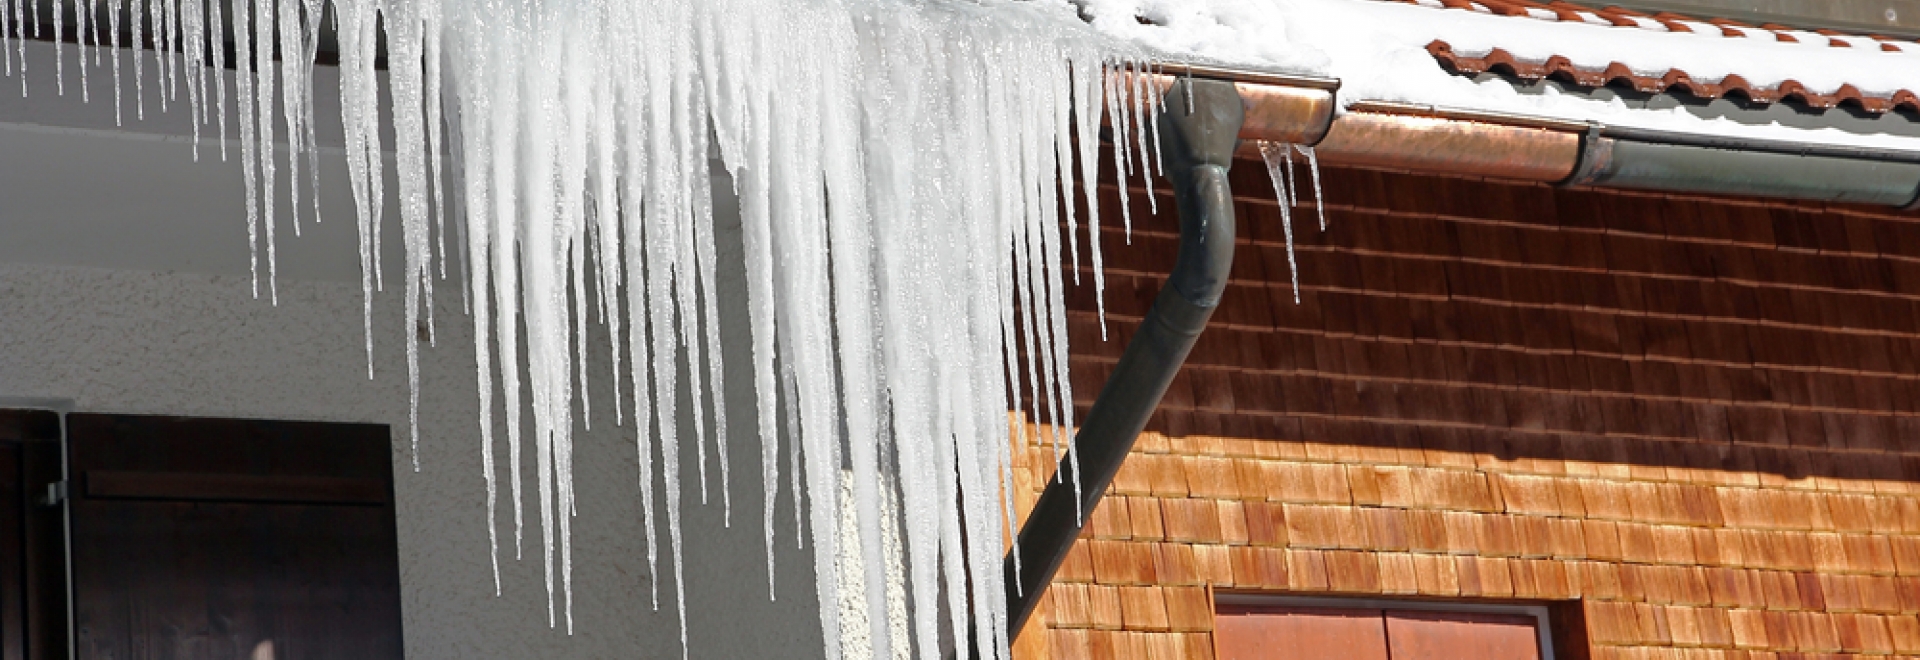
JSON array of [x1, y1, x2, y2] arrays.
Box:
[[1140, 69, 1337, 146], [1140, 73, 1583, 183], [1313, 110, 1583, 183], [1238, 83, 1338, 145], [1172, 75, 1920, 206]]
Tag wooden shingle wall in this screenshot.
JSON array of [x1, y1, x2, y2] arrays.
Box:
[[1010, 161, 1920, 660]]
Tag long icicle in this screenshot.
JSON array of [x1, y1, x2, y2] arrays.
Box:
[[1259, 141, 1302, 304]]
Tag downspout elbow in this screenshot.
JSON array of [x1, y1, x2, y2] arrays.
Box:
[[1001, 77, 1243, 644]]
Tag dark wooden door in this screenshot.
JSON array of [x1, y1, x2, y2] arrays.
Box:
[[66, 414, 402, 660], [0, 409, 71, 660]]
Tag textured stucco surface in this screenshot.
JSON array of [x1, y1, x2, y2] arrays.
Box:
[[0, 260, 825, 658]]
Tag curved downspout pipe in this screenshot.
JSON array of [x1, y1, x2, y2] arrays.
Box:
[[1003, 77, 1243, 642]]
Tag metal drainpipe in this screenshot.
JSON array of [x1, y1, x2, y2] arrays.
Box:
[[1002, 76, 1244, 642]]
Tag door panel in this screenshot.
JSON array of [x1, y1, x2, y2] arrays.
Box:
[[66, 414, 402, 660], [1385, 610, 1543, 660], [1213, 606, 1390, 660]]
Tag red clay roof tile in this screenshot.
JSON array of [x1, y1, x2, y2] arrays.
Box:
[[1392, 0, 1920, 115]]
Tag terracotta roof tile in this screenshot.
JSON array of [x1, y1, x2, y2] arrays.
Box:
[[1392, 0, 1920, 115]]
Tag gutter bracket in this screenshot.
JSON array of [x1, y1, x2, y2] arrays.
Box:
[[1563, 122, 1614, 187], [1001, 77, 1243, 643]]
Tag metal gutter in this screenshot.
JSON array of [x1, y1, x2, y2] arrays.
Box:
[[1139, 69, 1336, 146], [1344, 100, 1591, 133], [1004, 76, 1242, 642], [1568, 132, 1920, 206], [1301, 98, 1920, 207], [1237, 83, 1338, 145], [1313, 111, 1583, 183], [1596, 124, 1920, 164]]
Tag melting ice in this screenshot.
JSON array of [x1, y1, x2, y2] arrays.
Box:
[[1, 0, 1169, 657]]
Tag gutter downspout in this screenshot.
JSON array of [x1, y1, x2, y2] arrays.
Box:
[[1003, 77, 1244, 641]]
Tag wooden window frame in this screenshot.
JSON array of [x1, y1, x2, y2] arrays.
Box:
[[1213, 594, 1558, 660]]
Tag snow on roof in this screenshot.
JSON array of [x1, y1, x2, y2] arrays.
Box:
[[1075, 0, 1920, 152]]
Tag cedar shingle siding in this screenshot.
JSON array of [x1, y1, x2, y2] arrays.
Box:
[[1011, 158, 1920, 659]]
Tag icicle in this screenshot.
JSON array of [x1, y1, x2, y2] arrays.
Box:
[[74, 0, 88, 103], [1129, 61, 1157, 216], [230, 0, 258, 297], [425, 9, 449, 283], [156, 0, 172, 111], [274, 0, 302, 235], [1104, 64, 1135, 244], [1259, 142, 1302, 304], [1297, 143, 1329, 231], [180, 0, 202, 158], [132, 0, 144, 119], [51, 0, 61, 95], [253, 0, 277, 302], [461, 99, 503, 595], [2, 0, 12, 77], [207, 0, 224, 160], [2, 0, 12, 79], [106, 0, 120, 122], [780, 354, 803, 552], [1033, 62, 1080, 521], [299, 0, 324, 228], [1281, 139, 1298, 210], [1070, 58, 1109, 340]]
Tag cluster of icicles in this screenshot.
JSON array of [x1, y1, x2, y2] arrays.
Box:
[[0, 0, 1190, 657], [1257, 141, 1330, 304]]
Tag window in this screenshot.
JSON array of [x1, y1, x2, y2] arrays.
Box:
[[1213, 596, 1554, 660]]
